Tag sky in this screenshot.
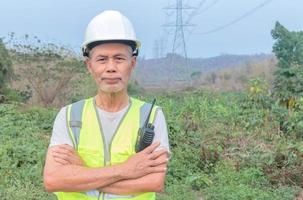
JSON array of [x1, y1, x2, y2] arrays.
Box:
[[0, 0, 302, 58]]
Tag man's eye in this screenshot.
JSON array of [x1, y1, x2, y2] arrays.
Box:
[[116, 57, 125, 61], [97, 58, 106, 62]]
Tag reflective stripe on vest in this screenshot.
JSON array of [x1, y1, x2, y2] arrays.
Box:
[[55, 97, 158, 200], [66, 99, 85, 149]]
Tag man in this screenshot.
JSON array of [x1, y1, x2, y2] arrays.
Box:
[[43, 10, 170, 200]]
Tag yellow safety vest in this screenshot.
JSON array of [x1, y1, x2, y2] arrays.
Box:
[[55, 97, 158, 200]]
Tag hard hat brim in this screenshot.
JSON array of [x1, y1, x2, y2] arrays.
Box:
[[85, 39, 139, 52], [82, 39, 141, 57]]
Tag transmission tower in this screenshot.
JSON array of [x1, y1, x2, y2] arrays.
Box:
[[164, 0, 195, 59], [164, 0, 196, 87]]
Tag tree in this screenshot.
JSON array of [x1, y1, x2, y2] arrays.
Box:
[[271, 22, 303, 108], [11, 35, 85, 106], [0, 38, 13, 93]]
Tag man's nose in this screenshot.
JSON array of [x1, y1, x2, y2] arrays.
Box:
[[105, 58, 117, 72]]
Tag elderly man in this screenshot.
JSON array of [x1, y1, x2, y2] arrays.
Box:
[[43, 10, 170, 200]]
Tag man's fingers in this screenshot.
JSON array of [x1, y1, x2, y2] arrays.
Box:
[[142, 142, 160, 154], [150, 149, 168, 160], [52, 145, 78, 158], [51, 148, 70, 158], [52, 150, 83, 165], [150, 155, 169, 167], [53, 155, 70, 165], [52, 151, 70, 161], [56, 144, 75, 154], [68, 155, 84, 165], [59, 144, 75, 151], [151, 166, 167, 173]]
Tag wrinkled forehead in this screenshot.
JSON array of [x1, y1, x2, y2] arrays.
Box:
[[89, 43, 133, 57]]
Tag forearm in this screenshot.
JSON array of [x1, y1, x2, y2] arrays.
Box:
[[44, 143, 168, 193], [46, 165, 125, 192], [99, 170, 166, 195], [43, 149, 125, 192]]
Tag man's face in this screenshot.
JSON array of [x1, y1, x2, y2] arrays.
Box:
[[85, 43, 136, 94]]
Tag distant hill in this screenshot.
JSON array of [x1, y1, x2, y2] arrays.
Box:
[[134, 53, 274, 90]]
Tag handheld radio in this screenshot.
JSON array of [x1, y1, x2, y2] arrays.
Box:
[[135, 99, 156, 152]]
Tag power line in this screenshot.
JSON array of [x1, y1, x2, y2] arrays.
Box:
[[195, 0, 274, 35], [185, 0, 220, 24], [194, 0, 220, 15], [185, 0, 219, 40], [197, 0, 220, 14], [185, 0, 207, 24]]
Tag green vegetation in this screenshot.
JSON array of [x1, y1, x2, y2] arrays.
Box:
[[0, 39, 13, 95], [0, 103, 56, 199], [272, 22, 303, 107], [153, 90, 302, 199], [1, 90, 302, 199]]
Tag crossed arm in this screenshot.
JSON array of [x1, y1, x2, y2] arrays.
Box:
[[43, 142, 168, 195]]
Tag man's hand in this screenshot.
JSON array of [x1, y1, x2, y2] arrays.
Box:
[[46, 142, 168, 193], [51, 144, 84, 166], [51, 142, 168, 180], [120, 142, 168, 179]]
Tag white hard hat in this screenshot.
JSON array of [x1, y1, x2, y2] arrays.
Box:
[[82, 10, 141, 57]]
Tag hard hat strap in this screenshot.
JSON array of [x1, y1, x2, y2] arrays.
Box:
[[133, 48, 139, 57]]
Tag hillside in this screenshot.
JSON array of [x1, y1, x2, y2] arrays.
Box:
[[134, 53, 274, 90]]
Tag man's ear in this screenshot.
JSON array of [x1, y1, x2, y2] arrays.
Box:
[[131, 56, 137, 70], [85, 59, 93, 74]]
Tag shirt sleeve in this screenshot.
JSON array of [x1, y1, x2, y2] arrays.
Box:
[[49, 106, 74, 148], [153, 108, 170, 153]]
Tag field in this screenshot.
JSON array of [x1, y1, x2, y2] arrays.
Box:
[[1, 90, 302, 199]]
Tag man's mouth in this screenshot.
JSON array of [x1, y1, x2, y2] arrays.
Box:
[[101, 77, 122, 84]]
